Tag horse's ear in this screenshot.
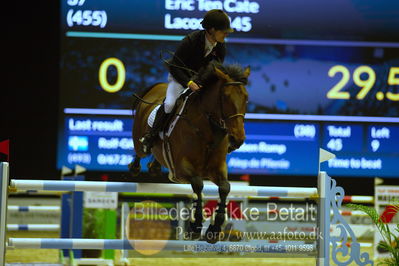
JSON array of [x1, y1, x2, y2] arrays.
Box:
[[244, 66, 251, 78], [214, 67, 229, 80]]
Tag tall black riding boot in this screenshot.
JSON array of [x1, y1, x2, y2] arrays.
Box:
[[139, 105, 168, 154]]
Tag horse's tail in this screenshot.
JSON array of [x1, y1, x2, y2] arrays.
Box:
[[132, 82, 163, 111]]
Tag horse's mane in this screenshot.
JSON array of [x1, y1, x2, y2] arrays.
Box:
[[196, 61, 248, 88], [221, 63, 249, 84]]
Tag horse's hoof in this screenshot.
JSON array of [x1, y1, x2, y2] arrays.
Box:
[[205, 224, 222, 244], [148, 162, 161, 176], [128, 163, 140, 177], [188, 221, 202, 240]]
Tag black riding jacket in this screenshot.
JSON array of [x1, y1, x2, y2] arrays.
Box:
[[167, 30, 226, 87]]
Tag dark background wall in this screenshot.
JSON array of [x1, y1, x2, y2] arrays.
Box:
[[4, 1, 59, 179]]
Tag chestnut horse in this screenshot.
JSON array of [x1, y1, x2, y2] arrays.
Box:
[[129, 63, 250, 244]]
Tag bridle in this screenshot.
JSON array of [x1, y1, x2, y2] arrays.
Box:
[[195, 80, 246, 140], [219, 81, 246, 124], [178, 79, 247, 152]]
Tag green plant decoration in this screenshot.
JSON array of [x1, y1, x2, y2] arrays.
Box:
[[347, 203, 399, 266]]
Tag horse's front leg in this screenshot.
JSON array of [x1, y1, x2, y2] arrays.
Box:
[[188, 176, 204, 239], [205, 179, 230, 244], [128, 156, 141, 176]]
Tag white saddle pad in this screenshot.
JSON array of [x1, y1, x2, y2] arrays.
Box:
[[147, 105, 160, 128], [147, 105, 164, 139], [146, 88, 191, 139]]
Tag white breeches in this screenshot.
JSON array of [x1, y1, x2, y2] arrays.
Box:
[[164, 74, 185, 113]]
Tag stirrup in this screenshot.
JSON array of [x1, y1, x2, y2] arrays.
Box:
[[142, 144, 151, 154], [139, 132, 153, 143]]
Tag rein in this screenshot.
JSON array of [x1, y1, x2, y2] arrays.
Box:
[[161, 50, 199, 75], [132, 93, 162, 105]]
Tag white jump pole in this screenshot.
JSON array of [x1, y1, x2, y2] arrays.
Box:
[[257, 208, 369, 217], [317, 171, 329, 266], [7, 224, 60, 231], [317, 149, 335, 266], [7, 206, 60, 212], [11, 179, 317, 197], [10, 180, 317, 198], [7, 238, 317, 255]]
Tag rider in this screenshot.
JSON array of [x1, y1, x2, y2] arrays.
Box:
[[140, 9, 234, 154]]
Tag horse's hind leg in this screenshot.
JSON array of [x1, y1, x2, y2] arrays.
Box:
[[205, 179, 230, 244], [188, 176, 204, 239], [128, 156, 141, 176]]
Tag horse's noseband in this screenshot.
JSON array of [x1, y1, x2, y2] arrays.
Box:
[[225, 113, 245, 121], [206, 81, 246, 139]]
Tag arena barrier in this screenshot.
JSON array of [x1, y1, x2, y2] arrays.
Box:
[[4, 172, 117, 264], [0, 158, 374, 266], [248, 195, 374, 204], [246, 194, 374, 243]]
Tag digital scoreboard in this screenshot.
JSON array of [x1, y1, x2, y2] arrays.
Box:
[[321, 124, 399, 177], [58, 0, 399, 177], [58, 116, 320, 175], [57, 112, 399, 177]]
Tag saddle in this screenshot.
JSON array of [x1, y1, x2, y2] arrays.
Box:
[[147, 88, 193, 139], [146, 88, 194, 183]]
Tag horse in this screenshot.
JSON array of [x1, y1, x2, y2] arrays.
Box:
[[129, 62, 250, 244]]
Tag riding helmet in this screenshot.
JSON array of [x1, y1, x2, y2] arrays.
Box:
[[201, 9, 234, 33]]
